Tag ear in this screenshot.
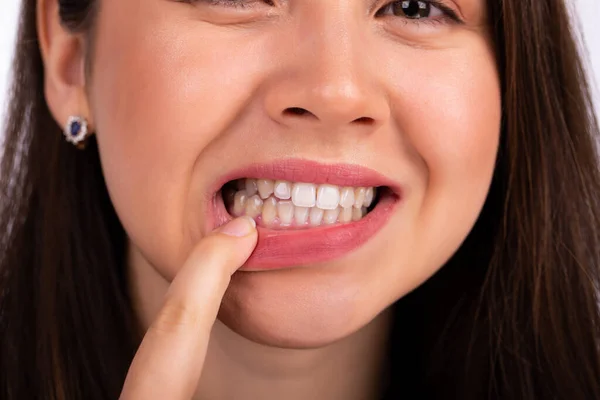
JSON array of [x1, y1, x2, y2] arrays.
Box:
[[37, 0, 94, 133]]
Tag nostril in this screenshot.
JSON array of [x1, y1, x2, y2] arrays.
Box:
[[283, 108, 376, 126], [353, 117, 375, 125], [284, 107, 314, 117]]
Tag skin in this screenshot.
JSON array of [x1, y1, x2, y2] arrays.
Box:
[[39, 0, 501, 398]]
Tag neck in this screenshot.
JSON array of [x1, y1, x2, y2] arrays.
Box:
[[196, 309, 392, 400]]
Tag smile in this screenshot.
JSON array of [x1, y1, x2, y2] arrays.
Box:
[[209, 159, 401, 270]]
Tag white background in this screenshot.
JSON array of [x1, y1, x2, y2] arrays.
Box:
[[1, 1, 599, 133]]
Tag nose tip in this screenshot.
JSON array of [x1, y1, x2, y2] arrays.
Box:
[[265, 76, 389, 130], [280, 86, 379, 126]]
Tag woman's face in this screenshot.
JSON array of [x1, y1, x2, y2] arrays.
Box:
[[86, 0, 500, 346]]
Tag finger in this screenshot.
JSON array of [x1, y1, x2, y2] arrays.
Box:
[[120, 216, 258, 400]]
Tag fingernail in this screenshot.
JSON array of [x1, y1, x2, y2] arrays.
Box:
[[216, 217, 256, 237]]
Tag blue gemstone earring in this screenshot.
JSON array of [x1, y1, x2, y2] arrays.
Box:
[[64, 116, 90, 148]]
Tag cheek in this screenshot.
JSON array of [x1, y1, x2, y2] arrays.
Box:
[[90, 27, 190, 275], [389, 44, 501, 271], [88, 3, 269, 276], [85, 14, 211, 275]]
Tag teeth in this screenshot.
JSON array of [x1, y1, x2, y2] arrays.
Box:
[[226, 179, 379, 227], [309, 207, 324, 226], [294, 206, 309, 225], [245, 194, 264, 218], [354, 187, 366, 208], [233, 190, 248, 216], [274, 180, 292, 200], [316, 184, 340, 210], [352, 207, 363, 221], [262, 197, 277, 225], [257, 179, 274, 199], [339, 187, 355, 209], [292, 183, 317, 208], [324, 207, 340, 224], [339, 206, 353, 223], [364, 187, 375, 208], [277, 200, 294, 225], [245, 179, 258, 197]]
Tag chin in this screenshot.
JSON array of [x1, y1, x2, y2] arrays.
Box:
[[216, 265, 394, 349], [216, 308, 368, 350]]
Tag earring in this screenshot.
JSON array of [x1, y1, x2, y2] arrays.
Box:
[[64, 116, 91, 149]]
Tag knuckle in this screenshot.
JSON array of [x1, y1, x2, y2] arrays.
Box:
[[150, 299, 203, 336], [191, 235, 232, 265]]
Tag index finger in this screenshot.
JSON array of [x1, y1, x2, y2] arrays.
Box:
[[120, 217, 257, 400]]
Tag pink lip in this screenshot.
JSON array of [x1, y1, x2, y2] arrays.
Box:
[[206, 159, 402, 270]]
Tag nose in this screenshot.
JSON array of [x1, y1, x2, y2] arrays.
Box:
[[263, 6, 390, 132]]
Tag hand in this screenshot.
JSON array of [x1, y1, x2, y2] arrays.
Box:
[[119, 217, 258, 400]]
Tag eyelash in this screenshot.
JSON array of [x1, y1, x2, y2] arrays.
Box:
[[378, 1, 463, 26], [183, 0, 463, 26]]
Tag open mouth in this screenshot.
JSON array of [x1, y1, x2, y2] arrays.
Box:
[[221, 178, 385, 229], [207, 160, 401, 270]]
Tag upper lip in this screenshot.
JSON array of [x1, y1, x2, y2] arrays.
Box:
[[209, 158, 402, 196]]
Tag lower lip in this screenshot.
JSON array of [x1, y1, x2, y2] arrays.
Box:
[[210, 191, 400, 270]]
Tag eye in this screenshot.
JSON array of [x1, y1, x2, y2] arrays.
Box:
[[376, 0, 462, 24]]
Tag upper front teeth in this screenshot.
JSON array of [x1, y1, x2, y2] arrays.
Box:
[[316, 184, 340, 210], [291, 183, 317, 207], [242, 178, 376, 210]]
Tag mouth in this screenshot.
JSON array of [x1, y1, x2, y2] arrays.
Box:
[[208, 159, 401, 270]]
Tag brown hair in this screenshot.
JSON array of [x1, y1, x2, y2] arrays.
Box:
[[1, 0, 599, 399]]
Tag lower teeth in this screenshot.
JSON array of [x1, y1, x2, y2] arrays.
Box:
[[223, 182, 376, 228]]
